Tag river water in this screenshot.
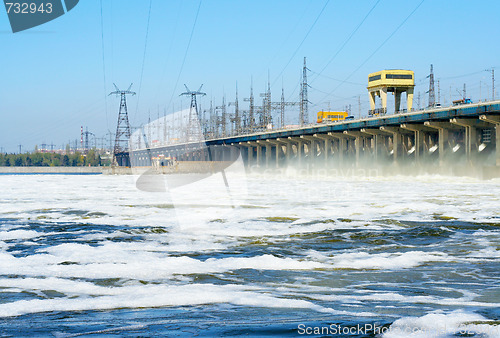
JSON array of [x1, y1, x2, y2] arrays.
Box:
[[0, 171, 499, 337]]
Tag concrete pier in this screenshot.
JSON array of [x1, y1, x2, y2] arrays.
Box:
[[479, 115, 500, 166]]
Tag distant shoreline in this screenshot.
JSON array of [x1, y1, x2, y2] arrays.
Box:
[[0, 166, 104, 174]]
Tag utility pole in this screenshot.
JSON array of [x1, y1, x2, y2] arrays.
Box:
[[269, 86, 299, 129], [228, 83, 242, 135], [109, 83, 135, 166], [163, 108, 168, 145], [280, 87, 285, 128], [234, 83, 240, 134], [157, 107, 160, 144], [258, 74, 272, 129], [205, 99, 214, 138], [492, 68, 495, 101], [148, 112, 151, 145], [106, 130, 114, 152], [299, 57, 309, 125], [18, 144, 22, 154], [265, 74, 272, 128], [427, 64, 435, 107], [437, 80, 440, 105], [216, 95, 227, 137], [358, 96, 361, 119], [243, 78, 256, 133]]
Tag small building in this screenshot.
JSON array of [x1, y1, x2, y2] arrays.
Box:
[[317, 111, 349, 123], [367, 69, 415, 115]]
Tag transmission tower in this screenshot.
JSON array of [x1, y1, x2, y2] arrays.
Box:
[[258, 74, 272, 129], [243, 78, 256, 133], [82, 127, 95, 153], [492, 68, 495, 101], [270, 87, 299, 128], [264, 75, 272, 127], [437, 80, 441, 105], [216, 95, 227, 137], [427, 64, 435, 107], [280, 87, 285, 128], [228, 83, 242, 135], [299, 57, 309, 125], [204, 99, 215, 138], [234, 84, 240, 134], [180, 84, 206, 141], [109, 83, 135, 166]]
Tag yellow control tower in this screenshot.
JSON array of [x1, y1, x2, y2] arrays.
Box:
[[367, 69, 414, 115]]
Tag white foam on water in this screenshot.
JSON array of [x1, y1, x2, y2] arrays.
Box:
[[0, 282, 362, 318], [309, 290, 499, 309], [1, 174, 499, 322], [0, 229, 43, 241], [2, 174, 499, 230], [0, 277, 113, 296], [0, 247, 328, 280], [382, 310, 499, 338], [308, 250, 450, 270]]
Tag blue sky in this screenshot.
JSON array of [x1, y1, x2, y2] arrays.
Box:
[[1, 0, 499, 153]]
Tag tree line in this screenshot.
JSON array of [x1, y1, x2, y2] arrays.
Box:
[[0, 150, 109, 167]]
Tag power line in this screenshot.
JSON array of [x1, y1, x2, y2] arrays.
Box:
[[317, 0, 425, 104], [308, 69, 365, 86], [134, 0, 154, 122], [439, 69, 492, 81], [285, 80, 301, 102], [310, 0, 381, 85], [259, 1, 313, 82], [166, 0, 203, 114], [271, 0, 330, 87], [153, 1, 183, 105]]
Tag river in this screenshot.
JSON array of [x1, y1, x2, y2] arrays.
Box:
[[0, 171, 499, 337]]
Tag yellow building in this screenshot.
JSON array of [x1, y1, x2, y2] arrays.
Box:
[[367, 69, 414, 115], [317, 111, 349, 123]]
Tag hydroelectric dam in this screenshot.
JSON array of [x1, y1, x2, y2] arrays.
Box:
[[128, 100, 500, 177], [124, 69, 500, 178]]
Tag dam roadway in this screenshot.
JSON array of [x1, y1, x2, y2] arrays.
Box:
[[130, 100, 500, 172]]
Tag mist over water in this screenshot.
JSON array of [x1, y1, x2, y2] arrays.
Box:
[[0, 171, 499, 337]]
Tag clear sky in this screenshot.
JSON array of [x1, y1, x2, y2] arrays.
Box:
[[1, 0, 499, 153]]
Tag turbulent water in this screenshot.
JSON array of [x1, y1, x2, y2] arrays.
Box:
[[0, 171, 499, 337]]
